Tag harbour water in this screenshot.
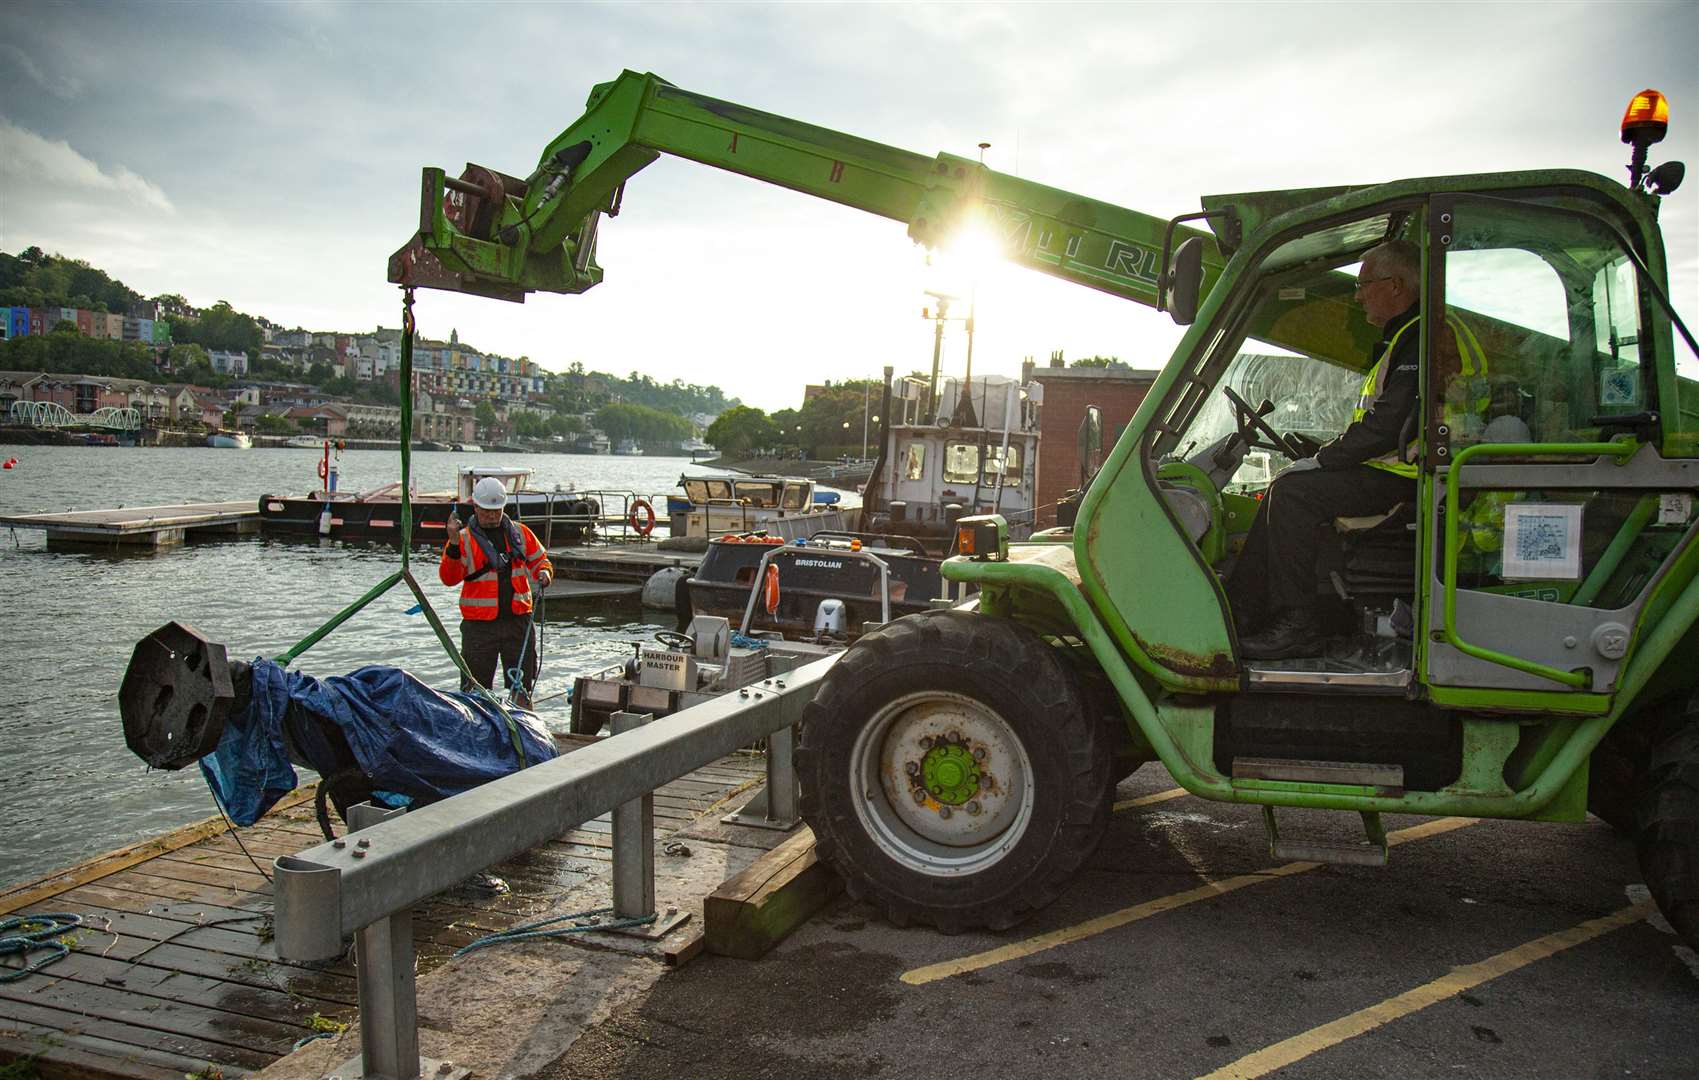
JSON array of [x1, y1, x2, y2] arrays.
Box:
[[0, 444, 771, 889]]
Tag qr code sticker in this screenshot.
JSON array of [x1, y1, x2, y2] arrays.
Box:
[[1515, 515, 1567, 561], [1600, 367, 1639, 406], [1502, 503, 1582, 580]]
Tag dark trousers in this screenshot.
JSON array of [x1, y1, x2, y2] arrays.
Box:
[[459, 616, 539, 705], [1226, 465, 1413, 623]]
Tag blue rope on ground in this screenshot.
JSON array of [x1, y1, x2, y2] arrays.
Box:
[[292, 1031, 338, 1051], [0, 912, 83, 982], [729, 632, 771, 650], [453, 906, 656, 958]]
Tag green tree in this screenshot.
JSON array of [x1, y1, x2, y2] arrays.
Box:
[[254, 413, 296, 434], [595, 401, 690, 445], [706, 405, 778, 455], [1069, 355, 1120, 368], [475, 400, 498, 433]]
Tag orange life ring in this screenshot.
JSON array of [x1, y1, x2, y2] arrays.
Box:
[[762, 563, 780, 615], [317, 459, 329, 480], [628, 498, 656, 537]]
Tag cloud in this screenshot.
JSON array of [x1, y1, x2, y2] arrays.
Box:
[[0, 43, 81, 100], [0, 119, 174, 216]]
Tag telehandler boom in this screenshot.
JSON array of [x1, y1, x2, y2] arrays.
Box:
[[392, 74, 1699, 943]]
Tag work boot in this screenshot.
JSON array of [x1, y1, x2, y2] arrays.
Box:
[[1239, 609, 1325, 661]]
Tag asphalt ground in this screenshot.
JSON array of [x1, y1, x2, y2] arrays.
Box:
[[538, 765, 1699, 1080]]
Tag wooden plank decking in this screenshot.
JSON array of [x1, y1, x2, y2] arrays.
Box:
[[0, 743, 772, 1078], [0, 502, 260, 547]]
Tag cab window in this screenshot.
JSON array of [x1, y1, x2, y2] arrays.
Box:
[[983, 443, 1022, 487], [1439, 198, 1659, 452], [943, 443, 980, 484], [781, 484, 809, 511]]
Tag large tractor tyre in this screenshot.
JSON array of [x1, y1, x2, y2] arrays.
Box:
[[1636, 692, 1699, 949], [1589, 708, 1660, 833], [797, 610, 1114, 933]]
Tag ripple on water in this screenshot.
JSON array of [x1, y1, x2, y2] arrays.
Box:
[[0, 446, 741, 888]]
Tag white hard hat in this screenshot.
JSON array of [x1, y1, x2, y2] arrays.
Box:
[[471, 476, 509, 509]]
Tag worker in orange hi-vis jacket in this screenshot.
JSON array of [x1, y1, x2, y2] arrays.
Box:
[[440, 476, 553, 708]]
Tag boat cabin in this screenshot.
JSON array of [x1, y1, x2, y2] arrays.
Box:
[[863, 372, 1041, 552], [454, 465, 535, 501], [669, 474, 848, 538]]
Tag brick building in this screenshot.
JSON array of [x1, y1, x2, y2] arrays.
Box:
[[1027, 360, 1161, 527]]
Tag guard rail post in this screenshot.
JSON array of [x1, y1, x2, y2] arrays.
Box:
[[346, 801, 423, 1079], [610, 710, 656, 920], [723, 678, 800, 831]]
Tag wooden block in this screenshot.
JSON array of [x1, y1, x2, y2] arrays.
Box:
[[704, 827, 841, 961]]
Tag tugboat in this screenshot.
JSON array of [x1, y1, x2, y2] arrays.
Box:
[[259, 456, 598, 545]]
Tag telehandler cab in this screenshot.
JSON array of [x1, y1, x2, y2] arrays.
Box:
[[391, 75, 1699, 944]]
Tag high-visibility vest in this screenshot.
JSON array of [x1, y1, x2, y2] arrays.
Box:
[[1354, 313, 1488, 478], [439, 517, 552, 620]]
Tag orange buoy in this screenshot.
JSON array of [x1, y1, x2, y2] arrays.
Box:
[[2, 457, 15, 469], [628, 498, 656, 537], [762, 563, 780, 615]]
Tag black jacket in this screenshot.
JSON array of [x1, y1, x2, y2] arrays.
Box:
[[1316, 303, 1421, 470]]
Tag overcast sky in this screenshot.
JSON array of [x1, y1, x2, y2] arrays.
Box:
[[2, 1, 1694, 410]]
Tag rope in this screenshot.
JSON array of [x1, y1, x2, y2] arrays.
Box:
[[0, 913, 83, 982], [452, 906, 655, 958], [729, 631, 771, 650]]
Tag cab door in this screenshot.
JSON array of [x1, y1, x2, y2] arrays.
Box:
[[1419, 193, 1699, 708]]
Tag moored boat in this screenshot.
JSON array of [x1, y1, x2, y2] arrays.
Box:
[[683, 531, 954, 641], [259, 464, 598, 545], [207, 429, 253, 449], [664, 472, 851, 540]]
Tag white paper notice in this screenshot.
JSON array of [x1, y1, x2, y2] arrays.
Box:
[[1502, 503, 1583, 580], [1660, 493, 1692, 526]]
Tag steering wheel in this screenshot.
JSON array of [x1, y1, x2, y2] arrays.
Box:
[[653, 630, 695, 650], [1222, 386, 1305, 459]]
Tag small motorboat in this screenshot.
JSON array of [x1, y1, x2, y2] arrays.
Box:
[[207, 430, 253, 449]]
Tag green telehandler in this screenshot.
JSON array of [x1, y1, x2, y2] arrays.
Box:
[[390, 74, 1699, 944]]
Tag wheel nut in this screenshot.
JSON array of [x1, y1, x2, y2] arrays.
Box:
[[948, 730, 963, 744], [972, 746, 987, 761], [919, 736, 934, 749], [938, 806, 952, 819], [966, 801, 981, 815], [912, 788, 927, 804], [905, 761, 921, 777]]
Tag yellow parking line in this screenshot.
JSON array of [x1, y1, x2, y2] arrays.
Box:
[[1195, 900, 1656, 1079], [899, 816, 1475, 986], [1113, 786, 1189, 813]]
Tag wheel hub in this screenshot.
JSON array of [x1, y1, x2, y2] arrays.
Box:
[[921, 741, 980, 805], [850, 691, 1034, 872]]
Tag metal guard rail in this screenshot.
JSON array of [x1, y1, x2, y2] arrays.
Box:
[[274, 653, 835, 958], [273, 652, 837, 1077], [1441, 439, 1640, 688]]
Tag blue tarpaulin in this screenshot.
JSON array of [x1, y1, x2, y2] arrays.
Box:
[[200, 658, 558, 826]]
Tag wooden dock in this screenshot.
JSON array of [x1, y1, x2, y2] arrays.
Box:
[[548, 540, 704, 585], [0, 741, 778, 1078], [0, 502, 260, 548]]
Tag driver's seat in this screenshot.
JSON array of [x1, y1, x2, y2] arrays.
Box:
[[1330, 502, 1417, 601]]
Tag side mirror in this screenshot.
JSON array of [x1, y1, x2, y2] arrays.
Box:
[[1164, 236, 1204, 326]]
